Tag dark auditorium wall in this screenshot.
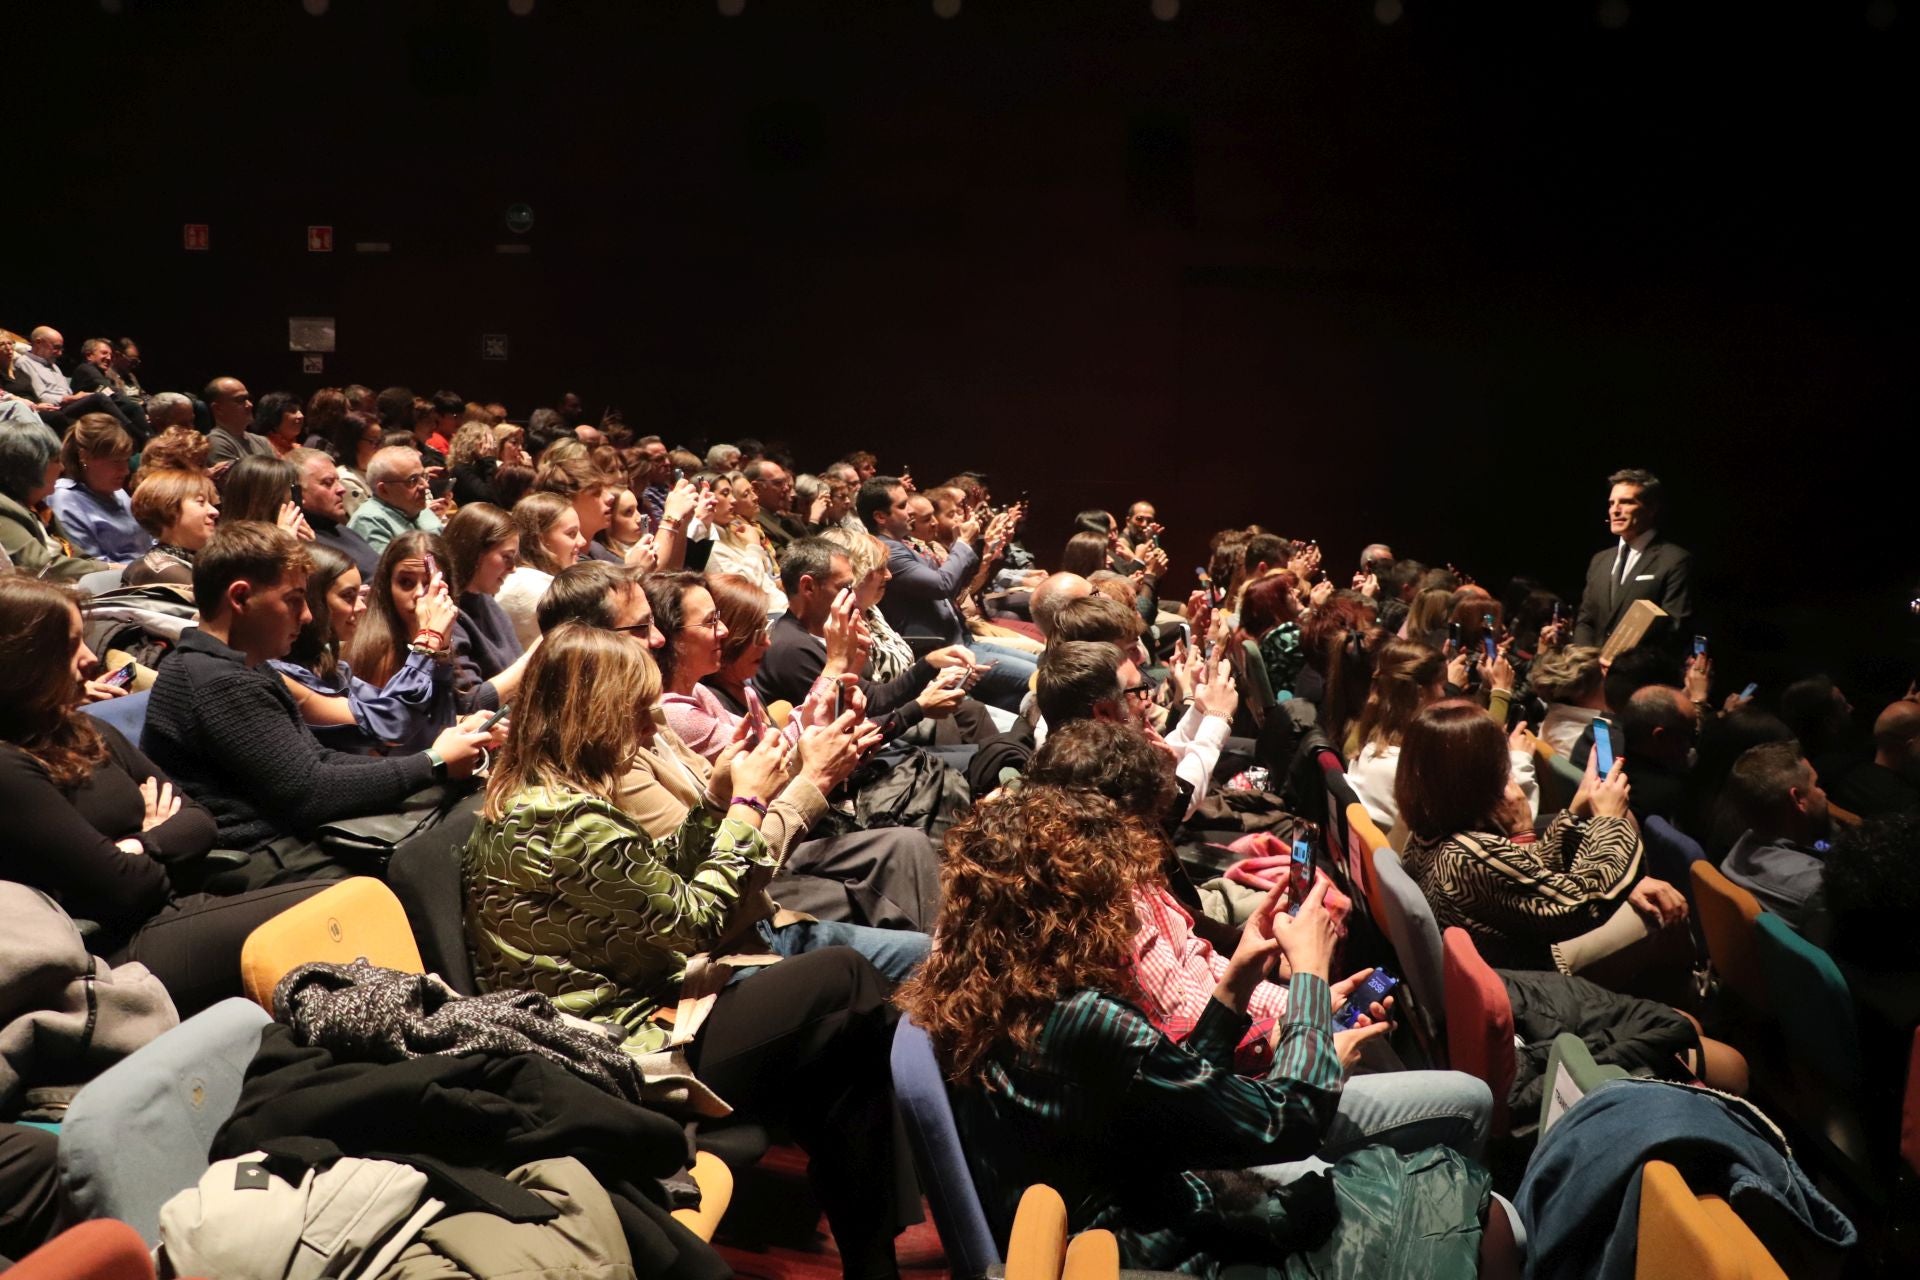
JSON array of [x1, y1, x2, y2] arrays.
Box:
[[16, 0, 1918, 691]]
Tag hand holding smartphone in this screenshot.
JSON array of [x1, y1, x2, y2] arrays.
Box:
[[1593, 717, 1616, 776], [1334, 968, 1402, 1029], [103, 660, 137, 690]]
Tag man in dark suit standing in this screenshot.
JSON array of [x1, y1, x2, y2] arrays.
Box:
[[1574, 467, 1694, 648]]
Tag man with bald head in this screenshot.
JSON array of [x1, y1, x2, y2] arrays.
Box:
[[1030, 571, 1094, 640], [1833, 697, 1920, 818], [15, 327, 138, 433], [348, 445, 444, 552], [1617, 683, 1700, 823], [205, 376, 274, 466]]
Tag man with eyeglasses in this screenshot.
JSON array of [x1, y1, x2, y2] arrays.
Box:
[[348, 445, 445, 553], [205, 375, 274, 467]]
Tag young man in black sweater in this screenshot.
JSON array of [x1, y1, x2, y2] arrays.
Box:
[[141, 520, 497, 889]]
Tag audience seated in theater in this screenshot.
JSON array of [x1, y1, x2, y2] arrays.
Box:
[[896, 782, 1499, 1276], [441, 502, 538, 705], [1029, 570, 1093, 641], [539, 562, 939, 932], [1239, 571, 1307, 698], [122, 468, 219, 589], [1027, 717, 1497, 1158], [48, 413, 148, 564], [15, 328, 140, 436], [461, 620, 915, 1279], [754, 538, 973, 746], [347, 445, 444, 552], [66, 339, 147, 441], [445, 420, 499, 507], [0, 576, 324, 1016], [496, 491, 584, 649], [134, 421, 206, 482], [0, 422, 113, 583], [1780, 673, 1865, 802], [270, 535, 488, 754], [1720, 741, 1835, 939], [1396, 700, 1688, 975], [1034, 639, 1236, 820], [203, 376, 272, 467], [859, 474, 1034, 712], [289, 446, 379, 577], [1833, 695, 1920, 818], [1346, 639, 1536, 837], [140, 521, 499, 889]]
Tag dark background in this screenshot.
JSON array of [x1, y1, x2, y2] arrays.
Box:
[[14, 0, 1918, 701]]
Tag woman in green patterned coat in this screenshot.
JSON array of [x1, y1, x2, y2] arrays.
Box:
[[464, 622, 907, 1280]]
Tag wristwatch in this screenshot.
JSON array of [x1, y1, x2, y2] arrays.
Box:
[[425, 746, 450, 781]]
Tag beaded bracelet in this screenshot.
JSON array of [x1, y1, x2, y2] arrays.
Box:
[[729, 796, 769, 816]]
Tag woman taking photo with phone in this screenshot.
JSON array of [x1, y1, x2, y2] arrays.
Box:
[[270, 535, 473, 753], [463, 622, 913, 1280]]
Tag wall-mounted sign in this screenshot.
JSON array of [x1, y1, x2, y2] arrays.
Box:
[[307, 226, 334, 252], [289, 317, 337, 353], [183, 224, 209, 251], [482, 334, 509, 362]]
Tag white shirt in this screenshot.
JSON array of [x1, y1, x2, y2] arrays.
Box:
[[1611, 528, 1657, 585], [495, 565, 555, 650], [1539, 703, 1602, 758], [1346, 738, 1538, 840]]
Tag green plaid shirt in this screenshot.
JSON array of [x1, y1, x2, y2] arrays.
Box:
[[956, 973, 1342, 1274]]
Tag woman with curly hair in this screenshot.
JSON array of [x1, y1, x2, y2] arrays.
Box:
[[897, 780, 1499, 1276]]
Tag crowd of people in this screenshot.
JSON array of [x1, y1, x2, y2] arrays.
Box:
[[1, 328, 1913, 1277]]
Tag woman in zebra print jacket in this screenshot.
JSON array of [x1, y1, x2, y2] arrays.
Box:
[[1395, 700, 1690, 973]]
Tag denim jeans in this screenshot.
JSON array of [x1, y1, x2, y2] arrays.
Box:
[[1248, 1068, 1493, 1188], [966, 641, 1040, 715], [757, 916, 931, 984]]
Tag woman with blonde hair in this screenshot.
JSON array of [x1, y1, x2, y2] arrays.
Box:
[[447, 420, 499, 507], [821, 526, 916, 683], [50, 413, 147, 562], [464, 622, 913, 1279]]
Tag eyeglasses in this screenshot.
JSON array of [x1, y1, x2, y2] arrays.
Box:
[[614, 620, 659, 638], [684, 617, 723, 632], [394, 472, 428, 488], [1123, 683, 1155, 701]]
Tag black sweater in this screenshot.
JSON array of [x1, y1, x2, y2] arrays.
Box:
[[141, 628, 435, 851], [752, 613, 932, 738], [0, 722, 216, 939]]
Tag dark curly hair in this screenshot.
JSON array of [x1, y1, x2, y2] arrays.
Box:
[[895, 785, 1166, 1085], [1026, 719, 1176, 820]]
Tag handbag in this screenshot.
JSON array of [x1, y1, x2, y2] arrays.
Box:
[[315, 783, 469, 871]]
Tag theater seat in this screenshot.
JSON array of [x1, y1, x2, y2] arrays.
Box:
[[3, 1220, 156, 1280], [669, 1151, 734, 1243], [58, 998, 272, 1244], [1441, 927, 1515, 1140], [1635, 1159, 1787, 1279], [1537, 1032, 1629, 1138], [1370, 847, 1446, 1057], [1344, 803, 1390, 925], [891, 1015, 1000, 1280], [239, 876, 424, 1010], [386, 804, 482, 996], [1691, 862, 1768, 1015], [79, 689, 149, 744]]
